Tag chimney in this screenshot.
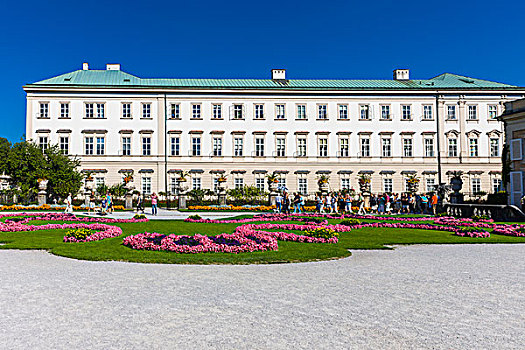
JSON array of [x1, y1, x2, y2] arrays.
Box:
[[106, 63, 121, 71], [82, 62, 89, 70], [393, 69, 410, 80], [272, 69, 286, 80]]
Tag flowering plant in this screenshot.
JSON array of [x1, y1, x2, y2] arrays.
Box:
[[358, 174, 371, 185], [305, 227, 338, 239], [317, 174, 330, 185], [266, 172, 279, 184], [122, 171, 134, 184], [217, 175, 227, 183], [65, 228, 94, 240]]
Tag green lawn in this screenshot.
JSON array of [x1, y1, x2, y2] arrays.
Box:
[[0, 216, 524, 264]]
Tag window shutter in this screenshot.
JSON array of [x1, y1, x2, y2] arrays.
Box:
[[509, 171, 523, 205], [510, 139, 523, 161]]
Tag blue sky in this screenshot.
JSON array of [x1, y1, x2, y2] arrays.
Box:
[[1, 0, 524, 143]]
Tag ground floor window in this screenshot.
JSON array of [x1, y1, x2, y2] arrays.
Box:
[[471, 178, 481, 194], [277, 177, 287, 191], [492, 178, 502, 193], [234, 178, 244, 189], [192, 177, 202, 190], [341, 178, 350, 190], [383, 178, 393, 193], [298, 178, 308, 195], [255, 178, 265, 191], [142, 177, 151, 195], [426, 178, 435, 192]]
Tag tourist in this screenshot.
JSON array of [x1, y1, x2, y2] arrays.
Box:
[[430, 192, 438, 215], [401, 194, 410, 214], [378, 194, 386, 214], [385, 194, 392, 213], [357, 192, 366, 215], [282, 192, 290, 214], [315, 194, 323, 213], [420, 194, 429, 214], [64, 193, 73, 214], [276, 193, 283, 213], [331, 193, 338, 214], [344, 193, 352, 213], [136, 192, 144, 213], [370, 194, 378, 213], [151, 192, 158, 215]]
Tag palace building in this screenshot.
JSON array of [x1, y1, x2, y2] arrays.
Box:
[[24, 63, 525, 197]]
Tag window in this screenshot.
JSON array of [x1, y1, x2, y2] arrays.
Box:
[[142, 104, 151, 119], [471, 178, 481, 194], [85, 137, 94, 155], [170, 137, 180, 156], [122, 103, 131, 118], [276, 137, 286, 157], [426, 178, 436, 192], [191, 137, 201, 156], [276, 104, 285, 119], [59, 136, 69, 154], [192, 177, 202, 190], [255, 137, 265, 156], [296, 105, 306, 119], [490, 138, 500, 157], [191, 104, 201, 119], [318, 105, 327, 119], [338, 105, 348, 119], [360, 137, 370, 157], [469, 138, 479, 157], [170, 104, 180, 119], [39, 103, 49, 118], [122, 137, 131, 156], [212, 137, 222, 156], [234, 178, 244, 189], [318, 138, 328, 157], [381, 138, 391, 157], [85, 103, 94, 118], [39, 136, 49, 151], [170, 177, 178, 194], [492, 178, 502, 193], [142, 177, 152, 195], [212, 104, 222, 119], [96, 136, 105, 155], [297, 138, 307, 157], [360, 105, 370, 120], [447, 105, 457, 120], [96, 103, 105, 118], [468, 105, 477, 120], [381, 105, 390, 120], [448, 137, 458, 157], [298, 178, 308, 195], [277, 177, 286, 190], [341, 178, 351, 190], [95, 177, 105, 188], [60, 103, 69, 118], [254, 104, 264, 119], [213, 178, 219, 193], [423, 105, 433, 120], [488, 105, 498, 120], [233, 104, 243, 119], [401, 105, 411, 120], [383, 178, 393, 193], [403, 138, 413, 157], [339, 138, 349, 157], [233, 137, 243, 156], [255, 178, 265, 191], [424, 138, 434, 157], [142, 137, 151, 156]]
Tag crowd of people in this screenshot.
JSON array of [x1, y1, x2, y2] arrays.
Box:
[[274, 191, 440, 215]]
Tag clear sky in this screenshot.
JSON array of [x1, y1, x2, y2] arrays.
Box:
[[2, 0, 524, 143]]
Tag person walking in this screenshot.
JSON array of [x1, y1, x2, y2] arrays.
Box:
[[64, 193, 73, 214], [151, 192, 158, 215], [357, 193, 366, 215], [276, 193, 283, 213], [136, 192, 144, 213], [431, 192, 438, 216]]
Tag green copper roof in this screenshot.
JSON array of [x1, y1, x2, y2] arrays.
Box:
[[25, 69, 518, 90]]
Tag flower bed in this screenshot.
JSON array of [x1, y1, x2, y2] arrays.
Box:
[[0, 204, 126, 211], [188, 205, 276, 211], [0, 212, 146, 243]]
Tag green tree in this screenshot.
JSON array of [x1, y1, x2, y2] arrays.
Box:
[[6, 140, 83, 202], [0, 137, 11, 174]]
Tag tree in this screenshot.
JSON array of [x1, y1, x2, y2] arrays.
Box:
[[6, 140, 83, 202], [0, 137, 11, 174]]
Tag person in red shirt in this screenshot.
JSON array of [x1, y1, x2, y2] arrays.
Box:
[[431, 193, 438, 216]]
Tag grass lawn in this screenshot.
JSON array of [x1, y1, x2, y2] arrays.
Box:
[[0, 216, 524, 264]]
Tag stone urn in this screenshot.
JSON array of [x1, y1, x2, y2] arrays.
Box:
[[176, 180, 188, 209], [37, 179, 48, 206], [124, 184, 135, 209], [268, 181, 279, 206], [449, 176, 464, 204], [319, 182, 329, 195]]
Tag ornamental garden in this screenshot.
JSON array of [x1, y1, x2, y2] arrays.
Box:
[[1, 212, 524, 264]]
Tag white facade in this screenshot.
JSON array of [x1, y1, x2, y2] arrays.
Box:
[[24, 64, 525, 197]]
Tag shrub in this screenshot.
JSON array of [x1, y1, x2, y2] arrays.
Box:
[[65, 228, 93, 240], [304, 227, 338, 239], [188, 214, 202, 220], [305, 218, 324, 224], [339, 218, 361, 226], [471, 214, 491, 221], [458, 227, 488, 234], [133, 214, 147, 220], [436, 212, 450, 217]]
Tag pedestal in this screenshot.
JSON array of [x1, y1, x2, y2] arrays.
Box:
[[363, 192, 371, 208], [84, 191, 91, 207], [449, 193, 464, 204], [218, 193, 227, 206], [125, 193, 133, 209], [37, 191, 47, 206], [178, 194, 187, 209], [269, 193, 277, 206]]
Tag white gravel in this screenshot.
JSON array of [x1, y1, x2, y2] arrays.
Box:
[[0, 244, 524, 350]]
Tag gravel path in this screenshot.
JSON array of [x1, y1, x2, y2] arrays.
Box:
[[0, 244, 524, 349]]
